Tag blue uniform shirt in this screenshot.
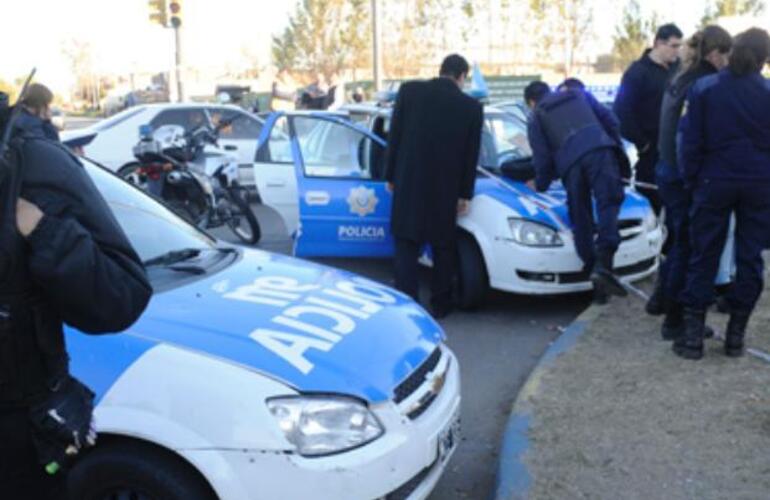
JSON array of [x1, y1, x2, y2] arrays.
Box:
[[679, 70, 770, 185]]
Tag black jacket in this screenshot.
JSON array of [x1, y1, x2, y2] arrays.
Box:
[[658, 61, 718, 169], [614, 50, 678, 149], [384, 78, 483, 243], [528, 90, 625, 192], [11, 115, 152, 333]]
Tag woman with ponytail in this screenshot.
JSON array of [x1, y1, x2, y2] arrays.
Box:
[[650, 25, 732, 340], [675, 28, 770, 360]]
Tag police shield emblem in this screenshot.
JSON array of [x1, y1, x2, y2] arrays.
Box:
[[347, 186, 379, 217]]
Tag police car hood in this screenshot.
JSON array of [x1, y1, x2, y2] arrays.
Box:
[[476, 176, 651, 226], [73, 249, 443, 404]]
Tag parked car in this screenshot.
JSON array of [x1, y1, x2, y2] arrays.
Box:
[[61, 103, 264, 186], [247, 105, 662, 307], [63, 151, 460, 500]]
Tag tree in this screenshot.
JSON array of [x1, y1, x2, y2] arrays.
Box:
[[611, 0, 658, 71], [527, 0, 594, 76], [271, 0, 371, 81], [0, 79, 18, 102], [701, 0, 766, 25]]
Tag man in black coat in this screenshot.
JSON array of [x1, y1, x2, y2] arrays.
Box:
[[384, 54, 483, 318], [614, 23, 683, 214], [0, 88, 151, 499]]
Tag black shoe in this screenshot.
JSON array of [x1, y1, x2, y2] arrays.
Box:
[[661, 301, 682, 340], [593, 288, 609, 305], [662, 323, 714, 341], [590, 252, 627, 297], [724, 310, 750, 357], [645, 276, 667, 316], [672, 308, 705, 360]]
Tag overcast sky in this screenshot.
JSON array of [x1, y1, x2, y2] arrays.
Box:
[[2, 0, 766, 93]]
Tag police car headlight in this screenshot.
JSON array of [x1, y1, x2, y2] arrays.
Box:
[[267, 396, 384, 457], [508, 219, 563, 247]]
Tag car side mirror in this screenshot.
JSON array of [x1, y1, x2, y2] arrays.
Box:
[[500, 157, 535, 182]]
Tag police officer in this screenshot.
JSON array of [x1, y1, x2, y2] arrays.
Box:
[[614, 23, 683, 214], [675, 28, 770, 360], [524, 81, 628, 302], [0, 86, 152, 498], [652, 26, 732, 338]]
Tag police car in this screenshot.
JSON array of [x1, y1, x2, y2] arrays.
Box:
[[248, 102, 662, 308], [65, 157, 461, 500]]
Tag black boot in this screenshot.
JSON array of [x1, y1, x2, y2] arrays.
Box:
[[662, 302, 715, 341], [661, 302, 683, 340], [645, 274, 667, 316], [672, 308, 705, 360], [724, 310, 750, 357], [590, 251, 628, 298]]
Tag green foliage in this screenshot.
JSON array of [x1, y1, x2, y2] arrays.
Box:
[[271, 0, 371, 80], [701, 0, 766, 26], [611, 0, 659, 71], [0, 79, 18, 102]]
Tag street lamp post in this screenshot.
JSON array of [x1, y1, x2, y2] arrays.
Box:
[[371, 0, 383, 92]]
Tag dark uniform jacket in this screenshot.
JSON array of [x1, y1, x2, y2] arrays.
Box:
[[658, 61, 718, 170], [528, 90, 624, 192], [679, 70, 770, 185], [9, 113, 152, 334], [614, 50, 678, 149], [384, 78, 483, 244]]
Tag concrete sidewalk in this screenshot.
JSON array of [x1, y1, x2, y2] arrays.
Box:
[[494, 279, 770, 500]]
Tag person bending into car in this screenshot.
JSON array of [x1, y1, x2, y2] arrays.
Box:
[[524, 80, 629, 303], [0, 86, 152, 499], [384, 54, 483, 319]]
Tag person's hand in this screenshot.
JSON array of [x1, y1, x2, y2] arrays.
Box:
[[526, 180, 537, 191], [386, 182, 394, 193], [16, 198, 43, 237], [457, 199, 471, 216]]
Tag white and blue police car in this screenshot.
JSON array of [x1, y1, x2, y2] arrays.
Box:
[[247, 101, 662, 308], [65, 157, 461, 500]]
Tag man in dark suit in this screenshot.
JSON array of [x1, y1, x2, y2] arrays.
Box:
[[384, 54, 483, 318]]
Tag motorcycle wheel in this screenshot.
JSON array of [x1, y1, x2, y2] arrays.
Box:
[[225, 182, 261, 245], [118, 163, 149, 190]]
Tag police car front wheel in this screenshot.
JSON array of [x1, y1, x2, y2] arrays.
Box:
[[456, 233, 488, 309], [68, 438, 217, 500]]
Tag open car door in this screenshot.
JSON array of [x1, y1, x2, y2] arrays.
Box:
[[289, 114, 393, 258]]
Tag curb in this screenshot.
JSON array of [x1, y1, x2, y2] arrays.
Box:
[[491, 304, 604, 500]]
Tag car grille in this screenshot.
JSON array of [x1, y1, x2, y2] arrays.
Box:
[[557, 257, 656, 284], [619, 218, 644, 242], [393, 348, 442, 404], [385, 458, 436, 500]]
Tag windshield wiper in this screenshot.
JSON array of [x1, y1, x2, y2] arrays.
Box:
[[143, 248, 204, 267]]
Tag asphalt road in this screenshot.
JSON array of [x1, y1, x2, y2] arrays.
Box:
[[214, 204, 590, 500]]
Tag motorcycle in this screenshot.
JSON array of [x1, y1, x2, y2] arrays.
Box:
[[121, 120, 261, 245]]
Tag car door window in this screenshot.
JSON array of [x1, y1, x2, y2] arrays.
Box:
[[479, 112, 532, 169], [293, 116, 384, 179], [256, 116, 293, 164], [150, 108, 208, 133], [208, 108, 263, 140]]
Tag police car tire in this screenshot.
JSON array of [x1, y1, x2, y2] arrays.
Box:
[[456, 233, 488, 310], [68, 439, 217, 500]]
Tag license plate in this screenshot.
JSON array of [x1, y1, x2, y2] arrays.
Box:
[[437, 409, 461, 462]]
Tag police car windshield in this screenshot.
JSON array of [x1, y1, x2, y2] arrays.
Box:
[[478, 111, 532, 170], [82, 160, 216, 263]]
